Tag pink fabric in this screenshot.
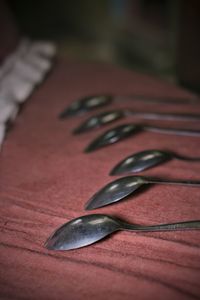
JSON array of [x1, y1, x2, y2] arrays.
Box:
[[0, 60, 200, 300]]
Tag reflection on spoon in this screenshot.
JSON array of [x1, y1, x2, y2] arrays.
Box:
[[59, 94, 199, 118], [45, 214, 200, 250], [84, 123, 200, 153], [85, 176, 200, 210], [73, 110, 200, 134], [110, 149, 200, 175]]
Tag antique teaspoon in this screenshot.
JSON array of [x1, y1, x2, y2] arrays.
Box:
[[45, 214, 200, 250], [59, 94, 199, 118], [110, 149, 200, 175], [84, 124, 200, 153], [85, 176, 200, 210], [73, 110, 200, 134]]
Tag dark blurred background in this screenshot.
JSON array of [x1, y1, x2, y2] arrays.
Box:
[[5, 0, 200, 92]]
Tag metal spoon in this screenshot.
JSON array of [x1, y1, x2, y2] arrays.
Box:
[[110, 149, 200, 175], [59, 94, 199, 118], [45, 214, 200, 250], [73, 110, 200, 134], [85, 176, 200, 210], [84, 124, 200, 153]]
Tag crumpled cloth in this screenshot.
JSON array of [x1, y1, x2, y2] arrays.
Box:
[[0, 39, 56, 150]]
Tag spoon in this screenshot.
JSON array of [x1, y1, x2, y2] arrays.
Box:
[[85, 176, 200, 210], [45, 214, 200, 250], [59, 94, 199, 118], [84, 123, 200, 153], [110, 149, 200, 175], [73, 110, 200, 134]]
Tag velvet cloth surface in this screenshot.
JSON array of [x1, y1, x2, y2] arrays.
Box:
[[0, 60, 200, 300]]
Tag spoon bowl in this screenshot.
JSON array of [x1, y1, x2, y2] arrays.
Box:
[[45, 214, 200, 251], [84, 124, 142, 153], [45, 214, 120, 250], [111, 150, 171, 175], [73, 110, 125, 134], [59, 95, 112, 118], [85, 176, 146, 210]]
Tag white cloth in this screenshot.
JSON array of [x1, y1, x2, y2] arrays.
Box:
[[0, 97, 18, 123], [0, 38, 56, 150]]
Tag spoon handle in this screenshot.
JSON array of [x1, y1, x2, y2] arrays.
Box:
[[123, 220, 200, 232], [115, 95, 199, 104], [144, 125, 200, 137], [126, 110, 200, 121], [173, 153, 200, 161], [147, 178, 200, 187]]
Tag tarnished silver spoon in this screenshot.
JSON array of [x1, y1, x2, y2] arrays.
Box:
[[73, 110, 200, 134], [45, 214, 200, 250], [59, 94, 199, 118], [110, 149, 200, 175], [85, 176, 200, 210], [84, 124, 200, 153]]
